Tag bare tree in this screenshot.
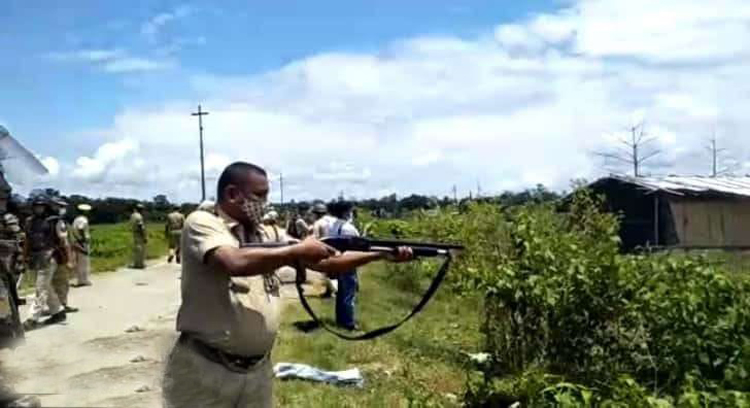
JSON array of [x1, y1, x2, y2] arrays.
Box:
[[706, 131, 739, 177], [594, 122, 661, 177]]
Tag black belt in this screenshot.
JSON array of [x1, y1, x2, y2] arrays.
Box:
[[178, 333, 267, 374]]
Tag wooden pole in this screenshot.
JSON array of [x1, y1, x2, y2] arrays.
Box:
[[654, 194, 660, 246]]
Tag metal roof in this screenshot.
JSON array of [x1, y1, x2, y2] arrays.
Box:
[[595, 175, 750, 198]]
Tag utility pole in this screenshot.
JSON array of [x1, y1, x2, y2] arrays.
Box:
[[452, 185, 458, 204], [709, 136, 721, 177], [191, 104, 209, 201], [279, 172, 284, 206], [476, 179, 482, 198]]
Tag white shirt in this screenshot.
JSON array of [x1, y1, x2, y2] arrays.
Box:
[[328, 218, 359, 238], [312, 215, 337, 238]]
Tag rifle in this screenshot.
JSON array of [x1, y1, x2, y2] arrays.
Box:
[[245, 236, 461, 256], [242, 236, 463, 340]]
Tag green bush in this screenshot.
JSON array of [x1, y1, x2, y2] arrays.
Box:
[[370, 191, 750, 406]]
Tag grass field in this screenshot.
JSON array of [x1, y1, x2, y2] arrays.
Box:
[[272, 262, 483, 408], [88, 222, 168, 273]]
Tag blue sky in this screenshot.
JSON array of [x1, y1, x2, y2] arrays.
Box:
[[1, 0, 749, 202], [2, 1, 556, 148]]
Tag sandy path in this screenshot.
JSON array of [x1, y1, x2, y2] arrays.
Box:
[[0, 260, 312, 408]]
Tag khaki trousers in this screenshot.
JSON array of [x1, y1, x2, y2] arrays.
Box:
[[162, 339, 273, 408], [29, 258, 61, 321], [133, 239, 146, 268], [52, 262, 70, 307], [74, 250, 91, 285]]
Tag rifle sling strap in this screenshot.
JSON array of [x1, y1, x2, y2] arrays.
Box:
[[294, 253, 452, 341]]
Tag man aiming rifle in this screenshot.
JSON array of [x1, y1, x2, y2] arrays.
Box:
[[162, 162, 417, 408]]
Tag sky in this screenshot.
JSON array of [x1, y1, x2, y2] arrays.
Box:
[[1, 0, 749, 204]]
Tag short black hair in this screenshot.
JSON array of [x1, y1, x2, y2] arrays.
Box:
[[216, 161, 267, 202], [328, 200, 354, 218]]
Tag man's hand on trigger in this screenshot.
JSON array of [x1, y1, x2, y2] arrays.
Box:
[[290, 237, 338, 264]]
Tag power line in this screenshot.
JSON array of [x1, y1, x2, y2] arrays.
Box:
[[191, 104, 209, 201]]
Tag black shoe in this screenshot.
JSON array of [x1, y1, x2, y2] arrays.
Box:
[[43, 311, 66, 325], [64, 306, 79, 313], [16, 297, 26, 306], [167, 255, 173, 263]]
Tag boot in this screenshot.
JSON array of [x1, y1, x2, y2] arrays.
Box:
[[64, 305, 79, 313], [43, 310, 66, 325]]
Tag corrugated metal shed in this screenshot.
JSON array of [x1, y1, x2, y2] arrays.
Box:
[[597, 175, 750, 198]]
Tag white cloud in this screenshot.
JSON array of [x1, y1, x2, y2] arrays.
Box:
[[40, 157, 60, 177], [542, 0, 750, 62], [46, 49, 172, 73], [412, 151, 443, 167], [141, 5, 193, 41], [46, 49, 125, 62], [102, 57, 174, 73], [313, 163, 372, 183], [40, 0, 750, 201], [72, 139, 140, 182]]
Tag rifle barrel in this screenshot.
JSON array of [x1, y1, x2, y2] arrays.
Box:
[[241, 237, 464, 253], [366, 238, 464, 250]]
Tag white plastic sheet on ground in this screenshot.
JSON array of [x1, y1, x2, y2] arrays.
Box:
[[273, 362, 364, 388]]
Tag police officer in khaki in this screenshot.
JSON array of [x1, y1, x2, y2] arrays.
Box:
[[131, 203, 147, 269], [71, 204, 92, 286], [0, 188, 25, 345], [23, 196, 66, 329], [165, 206, 185, 264], [161, 162, 413, 408], [49, 198, 77, 315], [260, 209, 285, 243]]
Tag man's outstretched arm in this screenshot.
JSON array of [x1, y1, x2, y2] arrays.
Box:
[[309, 247, 413, 276]]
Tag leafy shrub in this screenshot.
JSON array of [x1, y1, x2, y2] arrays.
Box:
[[370, 190, 750, 406]]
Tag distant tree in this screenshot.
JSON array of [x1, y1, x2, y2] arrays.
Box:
[[400, 194, 431, 211], [706, 132, 740, 177], [593, 122, 661, 177]]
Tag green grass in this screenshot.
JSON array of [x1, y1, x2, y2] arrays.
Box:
[[273, 263, 483, 407], [657, 248, 750, 282], [89, 222, 168, 273]]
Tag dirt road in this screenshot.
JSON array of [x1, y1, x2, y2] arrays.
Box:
[[0, 260, 309, 407]]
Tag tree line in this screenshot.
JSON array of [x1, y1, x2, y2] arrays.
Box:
[[15, 184, 562, 225]]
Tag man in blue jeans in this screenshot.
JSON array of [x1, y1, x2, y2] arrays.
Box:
[[327, 200, 360, 330]]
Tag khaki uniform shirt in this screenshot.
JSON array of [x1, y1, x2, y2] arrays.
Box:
[[166, 211, 185, 232], [71, 215, 90, 252], [130, 211, 146, 242], [261, 224, 288, 243], [55, 219, 72, 265], [176, 208, 282, 357]]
